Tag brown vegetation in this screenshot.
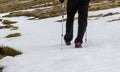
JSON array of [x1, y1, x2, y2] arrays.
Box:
[[2, 20, 17, 24], [5, 33, 21, 38], [0, 0, 120, 20], [0, 19, 18, 30], [0, 46, 22, 58]]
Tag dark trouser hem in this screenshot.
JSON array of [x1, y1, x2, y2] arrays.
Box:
[[64, 0, 90, 44]]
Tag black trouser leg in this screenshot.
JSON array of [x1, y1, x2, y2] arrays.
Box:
[[75, 1, 89, 43], [64, 0, 78, 42]]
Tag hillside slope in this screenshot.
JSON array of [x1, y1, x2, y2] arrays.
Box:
[[0, 7, 120, 72]]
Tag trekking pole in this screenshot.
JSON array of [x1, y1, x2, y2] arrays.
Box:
[[0, 19, 3, 48], [61, 3, 64, 50], [85, 29, 87, 43], [85, 29, 88, 45]]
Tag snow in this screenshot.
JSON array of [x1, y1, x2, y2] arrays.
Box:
[[12, 6, 54, 12], [0, 7, 120, 72], [89, 7, 120, 16]]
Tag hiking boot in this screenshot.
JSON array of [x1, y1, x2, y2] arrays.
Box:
[[75, 42, 82, 48], [65, 41, 71, 46]]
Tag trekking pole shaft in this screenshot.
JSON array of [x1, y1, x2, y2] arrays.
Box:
[[61, 3, 64, 50], [85, 29, 87, 42]]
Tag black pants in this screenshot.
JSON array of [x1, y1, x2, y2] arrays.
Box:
[[64, 0, 90, 43]]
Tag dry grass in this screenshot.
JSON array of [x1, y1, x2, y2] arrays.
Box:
[[57, 12, 120, 22], [0, 0, 57, 13], [0, 0, 120, 20], [89, 0, 120, 11], [0, 19, 2, 21], [2, 20, 17, 24], [2, 0, 120, 20], [108, 18, 120, 22], [4, 5, 62, 19], [89, 12, 120, 18], [0, 19, 18, 30], [0, 68, 2, 72], [0, 46, 22, 57], [5, 33, 21, 38]]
